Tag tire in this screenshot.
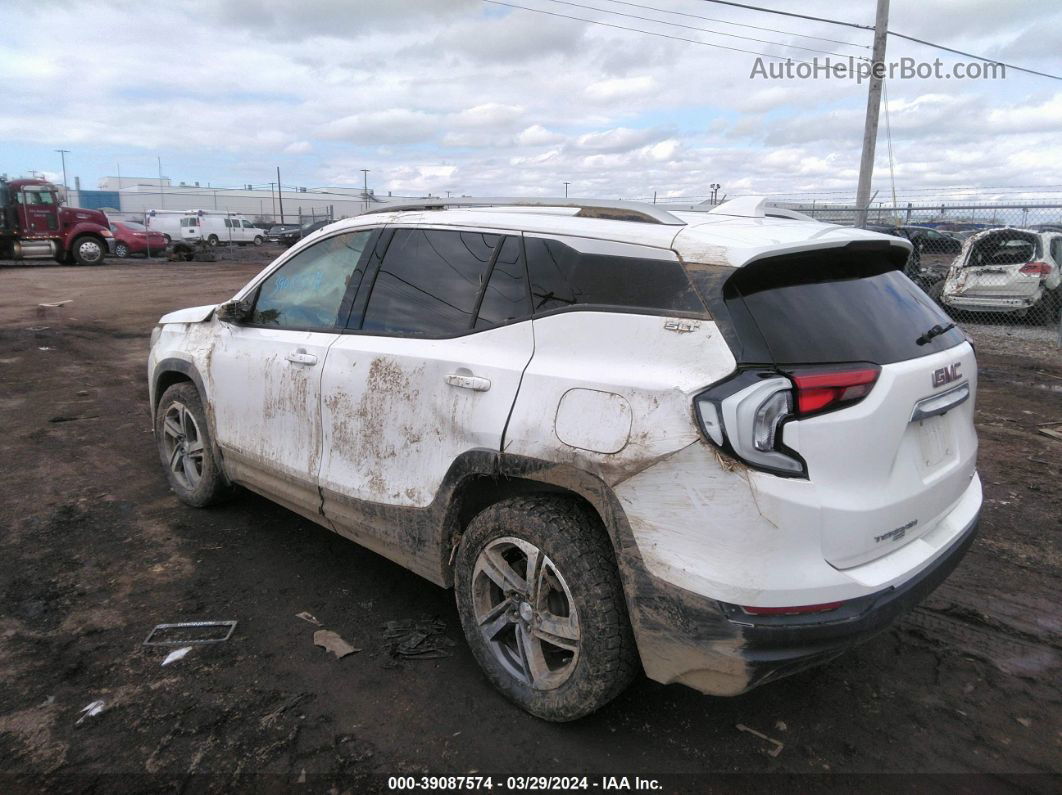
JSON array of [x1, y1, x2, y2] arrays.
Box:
[[71, 235, 106, 266], [114, 242, 129, 258], [1035, 290, 1062, 326], [207, 234, 219, 247], [155, 382, 231, 507], [253, 235, 263, 246], [163, 234, 172, 244], [454, 496, 638, 722]]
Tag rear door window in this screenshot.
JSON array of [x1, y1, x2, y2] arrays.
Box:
[[524, 235, 704, 316], [475, 236, 531, 330], [359, 229, 501, 336]]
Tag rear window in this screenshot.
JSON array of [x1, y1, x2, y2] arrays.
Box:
[[718, 248, 966, 365]]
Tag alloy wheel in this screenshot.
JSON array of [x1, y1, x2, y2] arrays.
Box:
[[471, 536, 580, 690], [161, 401, 205, 491]]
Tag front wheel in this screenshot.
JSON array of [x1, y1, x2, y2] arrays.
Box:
[[155, 383, 231, 507], [454, 497, 638, 722], [253, 235, 263, 246], [71, 235, 106, 266], [114, 242, 129, 258]]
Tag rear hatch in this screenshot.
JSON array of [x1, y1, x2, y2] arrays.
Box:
[[690, 243, 977, 569], [948, 229, 1043, 300]]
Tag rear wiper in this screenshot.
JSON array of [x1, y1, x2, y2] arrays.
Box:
[[916, 322, 956, 346]]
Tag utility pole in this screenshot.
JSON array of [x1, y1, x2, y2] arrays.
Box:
[[55, 149, 70, 192], [360, 169, 370, 213], [157, 155, 165, 209], [563, 181, 570, 198], [269, 182, 276, 220], [854, 0, 890, 229], [276, 166, 285, 223]]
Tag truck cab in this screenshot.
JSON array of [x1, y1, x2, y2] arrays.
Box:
[[0, 177, 114, 265]]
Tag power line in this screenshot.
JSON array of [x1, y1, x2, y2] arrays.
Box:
[[543, 0, 863, 58], [482, 0, 811, 61], [886, 30, 1062, 81], [600, 0, 867, 48], [698, 0, 1062, 81], [697, 0, 870, 31]]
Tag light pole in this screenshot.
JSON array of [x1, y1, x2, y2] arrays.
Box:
[[55, 149, 70, 192], [360, 169, 370, 213], [563, 181, 570, 198]]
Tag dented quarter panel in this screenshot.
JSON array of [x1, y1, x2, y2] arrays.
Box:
[[504, 311, 737, 487]]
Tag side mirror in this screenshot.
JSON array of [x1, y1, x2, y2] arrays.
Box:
[[216, 298, 252, 324]]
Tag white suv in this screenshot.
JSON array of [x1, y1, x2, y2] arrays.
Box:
[[148, 197, 981, 721]]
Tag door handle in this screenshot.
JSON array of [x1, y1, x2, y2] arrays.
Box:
[[286, 351, 318, 366], [445, 373, 491, 392]]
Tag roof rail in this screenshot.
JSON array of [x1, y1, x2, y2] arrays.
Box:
[[359, 197, 687, 226]]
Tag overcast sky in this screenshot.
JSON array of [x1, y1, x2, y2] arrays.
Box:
[[3, 0, 1061, 204]]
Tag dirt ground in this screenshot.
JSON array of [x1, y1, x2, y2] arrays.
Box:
[[0, 254, 1059, 791]]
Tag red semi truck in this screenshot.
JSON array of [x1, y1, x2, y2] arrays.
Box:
[[0, 177, 114, 265]]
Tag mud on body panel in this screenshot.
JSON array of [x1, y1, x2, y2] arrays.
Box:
[[503, 311, 738, 487]]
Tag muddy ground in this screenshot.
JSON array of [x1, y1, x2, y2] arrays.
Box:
[[0, 254, 1059, 791]]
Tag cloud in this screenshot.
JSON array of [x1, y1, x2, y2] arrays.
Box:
[[585, 76, 657, 102], [515, 124, 565, 146], [573, 127, 661, 153], [318, 109, 440, 144]]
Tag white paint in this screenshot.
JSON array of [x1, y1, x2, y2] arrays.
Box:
[[158, 304, 215, 325], [318, 320, 534, 507], [554, 389, 633, 454]]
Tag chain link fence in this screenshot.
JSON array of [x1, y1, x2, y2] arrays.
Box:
[[789, 203, 1062, 349]]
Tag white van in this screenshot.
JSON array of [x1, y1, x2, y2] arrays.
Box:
[[144, 210, 196, 243], [180, 213, 264, 247]]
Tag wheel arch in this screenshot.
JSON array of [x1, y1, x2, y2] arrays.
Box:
[[151, 357, 209, 420], [440, 454, 629, 588]]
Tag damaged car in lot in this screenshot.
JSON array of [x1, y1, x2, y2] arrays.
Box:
[[147, 197, 981, 721], [939, 227, 1061, 322]]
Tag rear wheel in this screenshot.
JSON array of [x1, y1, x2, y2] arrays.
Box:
[[454, 496, 638, 722], [155, 382, 231, 507], [207, 234, 219, 247], [71, 236, 106, 266]]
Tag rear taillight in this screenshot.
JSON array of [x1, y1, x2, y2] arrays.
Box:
[[695, 364, 881, 477], [694, 370, 805, 477], [1019, 261, 1052, 276], [789, 366, 880, 417]]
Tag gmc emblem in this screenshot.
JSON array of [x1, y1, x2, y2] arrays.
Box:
[[932, 362, 962, 388]]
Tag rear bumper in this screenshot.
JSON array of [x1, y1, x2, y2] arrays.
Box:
[[944, 293, 1040, 312], [713, 512, 979, 691]]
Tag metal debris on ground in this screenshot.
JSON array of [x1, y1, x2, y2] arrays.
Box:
[[736, 723, 785, 758], [1037, 422, 1062, 442], [143, 620, 237, 646], [161, 646, 193, 666], [295, 611, 321, 626], [313, 629, 360, 659], [76, 700, 105, 725], [383, 618, 454, 660]]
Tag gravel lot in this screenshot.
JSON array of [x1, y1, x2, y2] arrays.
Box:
[[0, 256, 1059, 790]]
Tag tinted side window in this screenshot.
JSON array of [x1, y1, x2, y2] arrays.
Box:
[[475, 236, 531, 329], [251, 230, 373, 329], [361, 229, 500, 336], [524, 236, 705, 316]]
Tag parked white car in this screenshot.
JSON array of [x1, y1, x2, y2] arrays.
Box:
[[940, 227, 1062, 321], [148, 197, 981, 721], [180, 213, 264, 247]]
